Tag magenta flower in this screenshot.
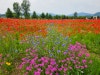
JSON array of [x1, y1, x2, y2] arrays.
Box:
[[26, 66, 32, 71], [34, 71, 41, 75], [82, 59, 87, 64]]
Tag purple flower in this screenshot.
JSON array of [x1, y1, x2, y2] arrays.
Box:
[[57, 50, 61, 53]]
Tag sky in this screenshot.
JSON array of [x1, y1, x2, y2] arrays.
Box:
[[0, 0, 100, 15]]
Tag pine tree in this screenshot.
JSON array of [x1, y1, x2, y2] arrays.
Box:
[[32, 11, 38, 19], [45, 13, 49, 19], [6, 8, 14, 18], [40, 12, 45, 19], [74, 12, 78, 19]]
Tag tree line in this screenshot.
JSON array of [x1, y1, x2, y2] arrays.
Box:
[[6, 0, 87, 19]]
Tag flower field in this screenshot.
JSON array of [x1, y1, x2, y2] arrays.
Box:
[[0, 18, 100, 75]]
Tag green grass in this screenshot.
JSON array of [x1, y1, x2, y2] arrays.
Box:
[[70, 33, 100, 54]]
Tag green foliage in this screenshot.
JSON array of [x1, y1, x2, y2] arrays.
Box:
[[85, 54, 100, 75], [6, 8, 14, 18], [0, 33, 31, 57], [13, 2, 21, 18], [54, 15, 61, 19], [61, 15, 66, 19], [40, 12, 45, 19], [74, 12, 78, 19], [21, 0, 30, 19], [32, 11, 38, 19], [70, 33, 100, 54], [45, 13, 49, 19]]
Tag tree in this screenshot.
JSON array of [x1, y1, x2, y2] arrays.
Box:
[[45, 13, 49, 19], [32, 11, 38, 19], [6, 8, 13, 18], [74, 12, 78, 19], [40, 12, 45, 19], [48, 14, 53, 19], [54, 15, 60, 19], [13, 2, 21, 18], [61, 15, 66, 19], [21, 0, 30, 19]]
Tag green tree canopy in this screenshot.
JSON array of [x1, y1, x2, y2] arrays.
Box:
[[40, 12, 45, 19], [6, 8, 14, 18], [13, 2, 21, 18], [74, 12, 78, 19], [21, 0, 30, 19], [32, 11, 38, 19]]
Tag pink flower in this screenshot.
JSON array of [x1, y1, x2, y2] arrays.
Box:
[[69, 67, 72, 70], [84, 65, 88, 68], [56, 73, 59, 75], [39, 63, 44, 67], [26, 66, 32, 71], [30, 59, 35, 65], [19, 62, 26, 69], [45, 70, 50, 74], [34, 64, 39, 68], [51, 67, 57, 72], [82, 59, 86, 64], [50, 61, 56, 65], [78, 53, 82, 57], [37, 68, 42, 72], [34, 71, 41, 75], [24, 72, 28, 75], [81, 66, 84, 69], [64, 68, 68, 72], [58, 68, 63, 71], [61, 60, 66, 63], [86, 53, 90, 57], [63, 52, 67, 55], [89, 60, 92, 64]]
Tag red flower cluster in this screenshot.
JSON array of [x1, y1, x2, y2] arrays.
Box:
[[0, 18, 100, 37]]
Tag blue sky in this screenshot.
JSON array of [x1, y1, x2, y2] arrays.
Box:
[[0, 0, 100, 15]]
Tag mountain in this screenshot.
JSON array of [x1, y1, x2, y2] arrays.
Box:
[[77, 12, 92, 16], [93, 12, 100, 16], [0, 14, 6, 18], [68, 12, 100, 17]]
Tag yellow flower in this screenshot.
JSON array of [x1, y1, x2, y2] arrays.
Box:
[[6, 62, 11, 66]]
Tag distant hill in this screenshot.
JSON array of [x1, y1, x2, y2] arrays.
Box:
[[68, 12, 100, 17], [77, 12, 92, 16], [0, 14, 6, 18], [93, 12, 100, 16]]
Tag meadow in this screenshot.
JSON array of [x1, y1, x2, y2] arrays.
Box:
[[0, 18, 100, 75]]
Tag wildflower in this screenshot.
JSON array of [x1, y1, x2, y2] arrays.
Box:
[[84, 65, 88, 68], [0, 54, 2, 59], [85, 53, 90, 57], [6, 62, 11, 66], [62, 44, 66, 46], [34, 71, 41, 75], [45, 70, 50, 74], [24, 72, 28, 75], [57, 50, 61, 53], [82, 59, 86, 64], [89, 60, 92, 64], [26, 66, 32, 71]]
